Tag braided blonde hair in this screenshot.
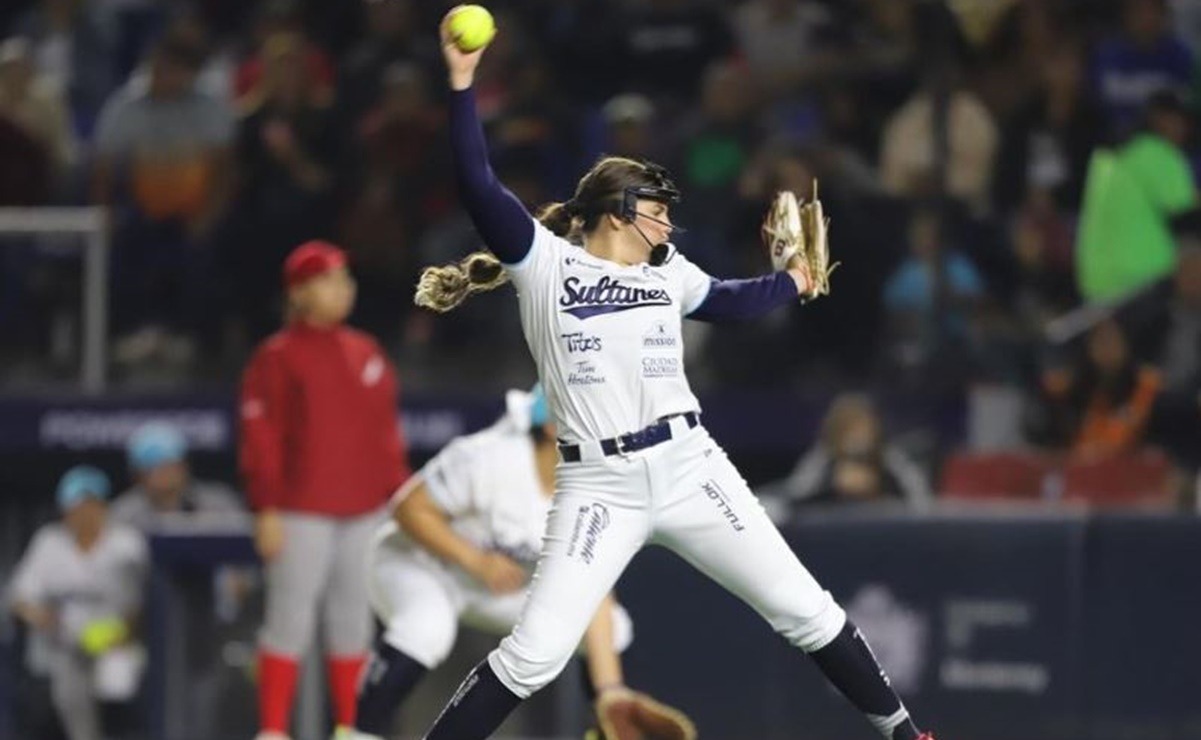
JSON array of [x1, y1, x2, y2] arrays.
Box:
[[414, 251, 509, 312], [414, 156, 666, 312]]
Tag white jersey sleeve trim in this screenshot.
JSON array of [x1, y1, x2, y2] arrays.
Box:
[[683, 278, 713, 316], [500, 238, 537, 269], [501, 221, 553, 271], [671, 249, 716, 316]]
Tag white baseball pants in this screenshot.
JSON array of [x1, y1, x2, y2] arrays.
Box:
[[488, 424, 847, 698], [366, 545, 633, 669]]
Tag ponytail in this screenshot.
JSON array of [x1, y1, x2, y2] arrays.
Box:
[[414, 200, 580, 313], [414, 250, 510, 312], [536, 201, 582, 242]]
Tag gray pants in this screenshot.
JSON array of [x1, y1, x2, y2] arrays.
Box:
[[50, 652, 100, 740], [259, 510, 382, 657]]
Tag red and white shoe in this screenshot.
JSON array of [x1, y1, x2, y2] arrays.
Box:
[[916, 734, 937, 740]]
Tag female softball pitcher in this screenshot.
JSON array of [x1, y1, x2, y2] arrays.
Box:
[[352, 385, 694, 740], [240, 240, 411, 740], [411, 10, 937, 740]]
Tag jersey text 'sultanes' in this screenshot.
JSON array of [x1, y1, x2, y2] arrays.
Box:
[[507, 227, 710, 443]]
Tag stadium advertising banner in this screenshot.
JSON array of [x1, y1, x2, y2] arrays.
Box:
[[0, 395, 503, 456], [617, 515, 1201, 740], [0, 392, 965, 456]]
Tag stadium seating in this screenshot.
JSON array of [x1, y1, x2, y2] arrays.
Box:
[[1060, 450, 1175, 508], [939, 451, 1056, 501]]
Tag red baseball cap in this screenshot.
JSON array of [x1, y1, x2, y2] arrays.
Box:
[[283, 240, 347, 288]]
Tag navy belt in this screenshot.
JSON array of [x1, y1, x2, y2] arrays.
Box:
[[558, 412, 700, 463]]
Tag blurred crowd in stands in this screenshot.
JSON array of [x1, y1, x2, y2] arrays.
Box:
[[1, 0, 1200, 508], [6, 3, 1201, 735]]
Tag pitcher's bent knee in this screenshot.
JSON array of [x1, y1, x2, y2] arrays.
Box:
[[488, 632, 577, 699], [487, 601, 586, 699], [766, 586, 847, 653]]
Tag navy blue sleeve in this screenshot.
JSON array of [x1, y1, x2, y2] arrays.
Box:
[[449, 88, 535, 265], [687, 272, 800, 322]]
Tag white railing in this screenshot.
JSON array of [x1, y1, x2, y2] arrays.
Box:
[[0, 207, 108, 393]]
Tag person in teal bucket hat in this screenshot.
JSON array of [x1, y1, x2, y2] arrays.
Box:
[[111, 421, 245, 530], [10, 465, 149, 740]]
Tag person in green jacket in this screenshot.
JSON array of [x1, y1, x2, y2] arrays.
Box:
[[1078, 89, 1199, 302]]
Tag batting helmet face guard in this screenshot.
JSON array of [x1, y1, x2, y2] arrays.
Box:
[[565, 158, 686, 265], [616, 161, 684, 266], [614, 161, 682, 224]]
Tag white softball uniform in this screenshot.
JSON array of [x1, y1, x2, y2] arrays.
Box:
[[9, 523, 147, 649], [486, 224, 847, 697], [367, 395, 633, 669], [8, 523, 149, 740], [512, 224, 711, 443]]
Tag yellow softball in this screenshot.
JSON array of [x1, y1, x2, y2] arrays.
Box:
[[447, 5, 496, 53]]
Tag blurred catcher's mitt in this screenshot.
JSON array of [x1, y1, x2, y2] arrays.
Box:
[[761, 182, 837, 299], [592, 687, 697, 740]]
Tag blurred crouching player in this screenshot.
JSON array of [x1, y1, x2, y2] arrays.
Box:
[[8, 466, 149, 740]]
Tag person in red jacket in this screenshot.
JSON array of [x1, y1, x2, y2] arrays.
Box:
[[239, 240, 411, 740]]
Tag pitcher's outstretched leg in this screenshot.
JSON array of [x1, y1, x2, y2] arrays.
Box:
[[422, 659, 522, 740], [810, 621, 922, 740]]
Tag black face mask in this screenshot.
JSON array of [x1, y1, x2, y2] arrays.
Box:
[[620, 178, 684, 266], [576, 161, 686, 264]]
